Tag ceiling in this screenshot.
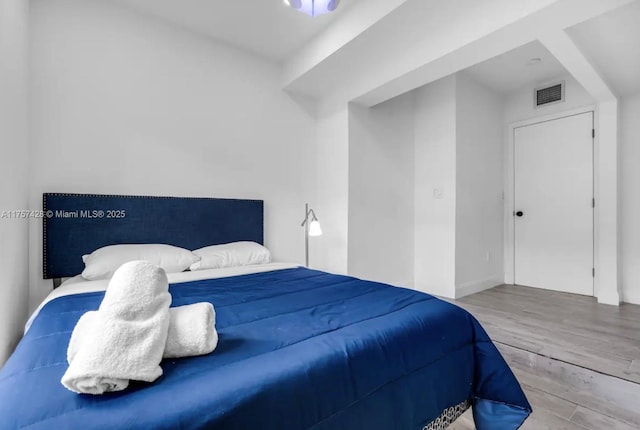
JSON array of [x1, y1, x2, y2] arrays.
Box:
[[460, 1, 640, 99], [109, 0, 362, 62], [463, 41, 568, 95], [567, 0, 640, 97], [108, 0, 640, 99]]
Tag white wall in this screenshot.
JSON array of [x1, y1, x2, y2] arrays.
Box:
[[412, 73, 505, 298], [28, 0, 316, 310], [455, 72, 505, 296], [348, 94, 415, 287], [413, 76, 457, 298], [312, 106, 349, 274], [0, 0, 30, 366], [620, 92, 640, 304]]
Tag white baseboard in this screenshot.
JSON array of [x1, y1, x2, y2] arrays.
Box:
[[455, 277, 503, 299], [598, 289, 621, 306], [622, 290, 640, 305]]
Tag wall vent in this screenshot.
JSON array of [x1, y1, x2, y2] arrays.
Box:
[[534, 82, 564, 108]]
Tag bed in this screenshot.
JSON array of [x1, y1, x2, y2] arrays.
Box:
[[0, 193, 531, 429]]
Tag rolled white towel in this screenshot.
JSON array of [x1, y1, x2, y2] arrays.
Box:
[[69, 303, 218, 362], [66, 312, 128, 393], [61, 261, 171, 395], [164, 302, 218, 359]]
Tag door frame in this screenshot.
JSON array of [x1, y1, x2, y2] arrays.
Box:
[[505, 105, 596, 296]]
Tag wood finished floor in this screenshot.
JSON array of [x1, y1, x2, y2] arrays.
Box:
[[445, 285, 640, 430]]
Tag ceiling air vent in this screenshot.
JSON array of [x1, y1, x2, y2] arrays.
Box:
[[534, 81, 564, 108]]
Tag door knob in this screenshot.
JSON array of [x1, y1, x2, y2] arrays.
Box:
[[516, 211, 524, 217]]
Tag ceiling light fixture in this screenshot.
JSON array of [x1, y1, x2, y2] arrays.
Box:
[[284, 0, 341, 17]]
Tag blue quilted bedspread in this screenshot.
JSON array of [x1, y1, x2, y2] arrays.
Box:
[[0, 268, 531, 429]]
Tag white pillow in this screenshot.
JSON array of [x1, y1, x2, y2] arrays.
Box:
[[81, 244, 200, 280], [189, 241, 271, 271]]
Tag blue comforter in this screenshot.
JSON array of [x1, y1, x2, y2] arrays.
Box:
[[0, 268, 531, 429]]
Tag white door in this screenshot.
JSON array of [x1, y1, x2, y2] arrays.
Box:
[[514, 112, 594, 296]]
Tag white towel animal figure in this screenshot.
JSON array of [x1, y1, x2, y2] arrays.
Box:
[[68, 303, 218, 362], [61, 261, 171, 395]]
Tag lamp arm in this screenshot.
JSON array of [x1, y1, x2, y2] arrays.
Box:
[[300, 208, 318, 226], [302, 203, 321, 268]]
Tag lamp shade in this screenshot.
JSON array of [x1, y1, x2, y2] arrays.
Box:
[[285, 0, 340, 16], [308, 220, 323, 236]]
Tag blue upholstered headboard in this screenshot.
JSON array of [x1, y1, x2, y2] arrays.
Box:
[[43, 193, 264, 279]]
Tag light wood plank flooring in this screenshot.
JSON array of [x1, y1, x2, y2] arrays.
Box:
[[446, 285, 640, 430]]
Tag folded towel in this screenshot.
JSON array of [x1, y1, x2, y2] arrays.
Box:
[[164, 302, 218, 359], [65, 311, 128, 393], [61, 261, 171, 395], [69, 303, 218, 362]]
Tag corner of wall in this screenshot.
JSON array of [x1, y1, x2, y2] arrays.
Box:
[[453, 71, 506, 295], [313, 106, 350, 274], [455, 277, 503, 299], [0, 0, 31, 367]]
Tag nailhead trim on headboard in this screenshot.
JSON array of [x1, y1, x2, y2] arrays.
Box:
[[43, 194, 47, 279]]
